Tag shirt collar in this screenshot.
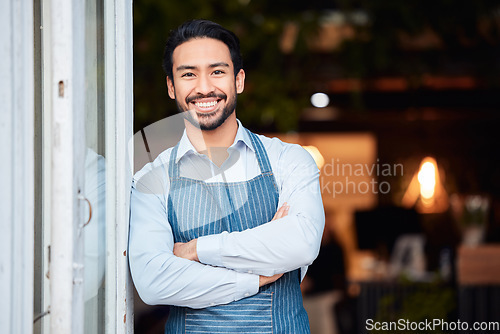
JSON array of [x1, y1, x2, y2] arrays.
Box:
[[175, 119, 255, 163]]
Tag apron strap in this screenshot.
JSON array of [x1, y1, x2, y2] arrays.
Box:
[[168, 143, 180, 179], [246, 129, 273, 174]]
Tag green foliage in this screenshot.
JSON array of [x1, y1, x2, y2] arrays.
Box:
[[336, 0, 500, 78], [134, 0, 500, 131], [371, 280, 456, 334]]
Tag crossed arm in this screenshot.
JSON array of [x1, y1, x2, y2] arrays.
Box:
[[129, 186, 291, 309], [129, 145, 324, 308], [174, 146, 325, 278], [129, 184, 264, 309], [173, 204, 291, 285]]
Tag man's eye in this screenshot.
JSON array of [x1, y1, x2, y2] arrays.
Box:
[[181, 72, 195, 78], [213, 70, 225, 75]]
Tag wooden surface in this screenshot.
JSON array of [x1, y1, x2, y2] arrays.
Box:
[[457, 245, 500, 285]]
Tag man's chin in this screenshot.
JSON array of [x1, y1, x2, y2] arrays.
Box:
[[196, 109, 219, 120], [198, 117, 225, 131], [184, 109, 217, 129], [181, 102, 235, 131], [183, 114, 217, 131]]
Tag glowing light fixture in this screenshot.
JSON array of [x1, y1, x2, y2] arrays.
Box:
[[310, 93, 329, 108], [302, 145, 325, 169], [402, 157, 448, 213], [418, 160, 437, 202]]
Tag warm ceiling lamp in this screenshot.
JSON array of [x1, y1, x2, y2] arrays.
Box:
[[402, 157, 448, 213], [302, 145, 325, 169]]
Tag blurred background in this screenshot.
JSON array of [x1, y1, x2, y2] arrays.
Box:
[[133, 1, 500, 333]]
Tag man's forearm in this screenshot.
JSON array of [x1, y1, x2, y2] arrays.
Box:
[[195, 212, 324, 276], [175, 196, 324, 276], [173, 204, 290, 263], [173, 239, 284, 287], [130, 248, 260, 308], [130, 186, 260, 309]]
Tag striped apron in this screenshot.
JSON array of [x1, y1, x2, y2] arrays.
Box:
[[164, 129, 310, 333]]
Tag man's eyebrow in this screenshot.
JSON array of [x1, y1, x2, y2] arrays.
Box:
[[175, 62, 229, 72], [175, 65, 197, 72], [209, 62, 229, 68]]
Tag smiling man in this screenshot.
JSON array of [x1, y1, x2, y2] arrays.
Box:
[[169, 38, 240, 132], [129, 19, 325, 334]]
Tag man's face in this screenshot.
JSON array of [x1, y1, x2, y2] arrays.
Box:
[[167, 38, 245, 131]]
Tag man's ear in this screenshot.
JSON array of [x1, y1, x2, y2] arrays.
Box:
[[235, 69, 245, 94], [166, 76, 175, 99]]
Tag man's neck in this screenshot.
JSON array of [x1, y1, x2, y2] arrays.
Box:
[[184, 112, 238, 153]]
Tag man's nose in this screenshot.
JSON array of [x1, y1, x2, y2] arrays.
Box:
[[196, 74, 215, 95]]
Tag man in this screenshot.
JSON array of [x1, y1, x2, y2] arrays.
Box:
[[129, 19, 325, 333]]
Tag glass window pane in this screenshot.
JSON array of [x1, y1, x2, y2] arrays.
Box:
[[84, 0, 106, 333]]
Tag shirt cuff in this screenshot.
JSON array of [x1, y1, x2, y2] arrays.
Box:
[[235, 271, 259, 300], [196, 233, 223, 267]]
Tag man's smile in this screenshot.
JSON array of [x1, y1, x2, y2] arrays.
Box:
[[187, 94, 226, 113], [191, 98, 222, 113]]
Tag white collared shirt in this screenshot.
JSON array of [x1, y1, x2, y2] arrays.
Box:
[[129, 120, 325, 309]]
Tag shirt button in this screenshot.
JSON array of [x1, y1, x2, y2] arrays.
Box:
[[247, 270, 253, 274], [244, 293, 250, 297], [210, 302, 215, 306]]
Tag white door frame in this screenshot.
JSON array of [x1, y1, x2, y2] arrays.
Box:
[[104, 0, 134, 333], [48, 0, 134, 332], [48, 0, 86, 332], [0, 0, 35, 333], [0, 0, 134, 331]]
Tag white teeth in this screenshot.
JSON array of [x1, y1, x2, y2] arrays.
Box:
[[195, 101, 217, 108]]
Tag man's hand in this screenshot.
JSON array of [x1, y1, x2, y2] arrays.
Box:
[[174, 204, 289, 265], [259, 273, 283, 287], [272, 202, 289, 221], [173, 239, 199, 262]]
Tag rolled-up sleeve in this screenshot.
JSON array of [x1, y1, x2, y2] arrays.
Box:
[[196, 144, 325, 278], [129, 163, 260, 309]]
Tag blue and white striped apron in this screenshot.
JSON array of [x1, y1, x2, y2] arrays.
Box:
[[164, 129, 310, 333]]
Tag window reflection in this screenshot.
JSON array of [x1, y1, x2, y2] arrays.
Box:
[[83, 148, 106, 333], [84, 0, 106, 332]]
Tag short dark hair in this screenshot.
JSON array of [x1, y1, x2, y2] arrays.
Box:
[[162, 19, 243, 80]]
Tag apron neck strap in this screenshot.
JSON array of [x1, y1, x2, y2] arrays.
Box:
[[168, 143, 180, 178], [246, 129, 273, 174]]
